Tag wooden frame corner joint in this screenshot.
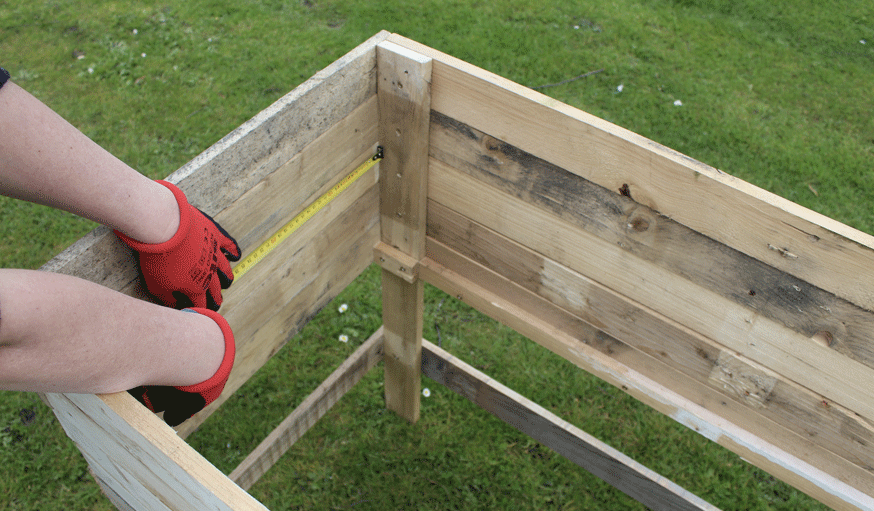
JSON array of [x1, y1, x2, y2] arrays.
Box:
[[374, 241, 420, 283]]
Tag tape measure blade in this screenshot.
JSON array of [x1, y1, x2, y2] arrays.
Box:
[[231, 149, 381, 280]]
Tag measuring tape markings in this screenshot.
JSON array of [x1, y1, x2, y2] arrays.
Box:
[[232, 147, 383, 280]]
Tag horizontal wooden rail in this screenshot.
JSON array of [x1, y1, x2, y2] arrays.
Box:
[[418, 251, 874, 511], [230, 327, 385, 490], [227, 320, 725, 509], [421, 340, 721, 511]]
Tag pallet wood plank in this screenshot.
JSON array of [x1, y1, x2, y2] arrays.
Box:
[[429, 111, 874, 369], [377, 41, 432, 423], [428, 156, 874, 426], [214, 95, 378, 253], [46, 392, 268, 510], [421, 341, 721, 511], [386, 33, 874, 316], [177, 185, 380, 436], [418, 252, 874, 511], [426, 214, 874, 496], [230, 328, 384, 490]]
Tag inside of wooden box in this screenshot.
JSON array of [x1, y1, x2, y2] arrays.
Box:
[[42, 31, 874, 511]]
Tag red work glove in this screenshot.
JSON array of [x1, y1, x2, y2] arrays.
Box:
[[127, 308, 235, 427], [116, 180, 241, 311]]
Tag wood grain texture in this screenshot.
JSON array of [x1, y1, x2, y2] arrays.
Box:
[[429, 111, 874, 369], [421, 341, 721, 511], [46, 392, 268, 510], [231, 328, 384, 490], [428, 156, 874, 426], [426, 115, 874, 471], [418, 251, 874, 510], [178, 183, 380, 436], [377, 40, 432, 423], [374, 241, 420, 283], [386, 34, 874, 316], [426, 207, 874, 493]]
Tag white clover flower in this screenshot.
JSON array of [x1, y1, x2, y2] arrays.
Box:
[[141, 53, 147, 58], [861, 40, 867, 45], [133, 29, 138, 35], [339, 334, 349, 343], [88, 67, 94, 74], [616, 84, 624, 92], [674, 99, 683, 106], [422, 388, 431, 397], [338, 303, 349, 313]]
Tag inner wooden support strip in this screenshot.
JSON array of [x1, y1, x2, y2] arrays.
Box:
[[377, 40, 432, 423], [230, 328, 385, 490], [421, 340, 722, 511]]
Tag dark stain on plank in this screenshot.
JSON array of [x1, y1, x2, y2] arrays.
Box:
[[429, 110, 874, 369]]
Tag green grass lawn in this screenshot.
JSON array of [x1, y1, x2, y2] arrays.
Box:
[[2, 0, 872, 509]]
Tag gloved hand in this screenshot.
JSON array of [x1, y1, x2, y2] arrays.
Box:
[[127, 308, 235, 427], [116, 180, 241, 311]]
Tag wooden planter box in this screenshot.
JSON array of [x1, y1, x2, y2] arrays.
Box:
[[42, 31, 874, 510]]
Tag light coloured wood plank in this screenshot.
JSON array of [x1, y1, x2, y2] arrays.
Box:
[[215, 95, 378, 253], [377, 40, 432, 423], [428, 156, 874, 426], [215, 145, 381, 338], [90, 471, 138, 511], [387, 33, 874, 316], [421, 341, 721, 511], [429, 111, 874, 369], [418, 253, 874, 511], [231, 328, 384, 490], [45, 392, 268, 510], [374, 241, 420, 283], [381, 271, 424, 422], [426, 217, 874, 498], [177, 186, 379, 436], [377, 40, 432, 259]]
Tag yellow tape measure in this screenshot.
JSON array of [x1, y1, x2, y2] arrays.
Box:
[[233, 147, 383, 279]]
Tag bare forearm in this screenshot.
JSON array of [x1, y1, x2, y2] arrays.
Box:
[[0, 81, 179, 244], [0, 269, 224, 394]]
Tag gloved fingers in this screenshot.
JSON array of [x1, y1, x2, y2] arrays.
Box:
[[160, 389, 206, 427], [206, 275, 224, 311], [153, 287, 179, 309], [172, 290, 205, 310], [216, 256, 234, 289], [197, 207, 241, 261], [221, 236, 241, 262], [127, 386, 160, 412]]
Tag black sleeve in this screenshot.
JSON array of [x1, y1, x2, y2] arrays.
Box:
[[0, 67, 10, 89]]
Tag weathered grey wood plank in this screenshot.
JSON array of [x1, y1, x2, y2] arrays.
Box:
[[377, 40, 432, 423], [427, 199, 874, 479], [429, 111, 874, 370], [40, 30, 389, 293], [231, 328, 384, 490], [177, 184, 380, 436], [387, 33, 874, 315], [427, 155, 874, 426], [419, 247, 874, 510], [421, 340, 721, 511], [46, 392, 268, 510]]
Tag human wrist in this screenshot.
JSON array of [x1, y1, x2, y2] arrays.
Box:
[[114, 180, 182, 245]]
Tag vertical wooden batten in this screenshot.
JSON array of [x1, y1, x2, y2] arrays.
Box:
[[376, 41, 432, 423]]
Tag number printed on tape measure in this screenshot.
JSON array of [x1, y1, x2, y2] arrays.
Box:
[[232, 148, 383, 280]]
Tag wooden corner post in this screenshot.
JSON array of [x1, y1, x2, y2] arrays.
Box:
[[376, 41, 432, 423]]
